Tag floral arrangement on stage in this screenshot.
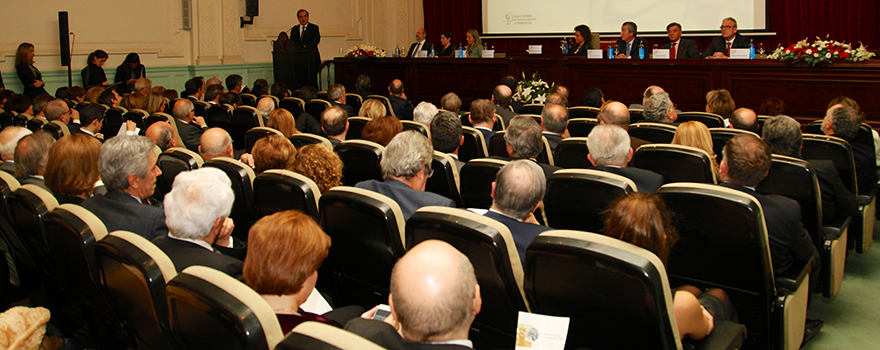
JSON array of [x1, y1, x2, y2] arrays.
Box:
[[770, 37, 875, 66], [513, 71, 553, 104], [345, 44, 387, 60]]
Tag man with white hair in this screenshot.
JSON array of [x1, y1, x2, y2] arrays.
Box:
[[413, 101, 439, 126], [347, 240, 481, 349], [328, 83, 355, 116], [172, 99, 208, 152], [485, 160, 553, 263], [355, 131, 455, 220], [82, 136, 166, 240], [588, 125, 664, 193], [643, 92, 678, 125], [0, 127, 32, 174], [152, 167, 242, 280], [256, 96, 275, 122]]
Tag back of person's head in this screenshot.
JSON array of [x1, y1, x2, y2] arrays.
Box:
[[582, 87, 604, 108], [492, 85, 512, 107], [163, 89, 179, 101], [827, 96, 866, 125], [78, 104, 106, 127], [603, 192, 677, 265], [643, 92, 674, 123], [144, 91, 166, 114], [54, 87, 69, 100], [762, 115, 802, 157], [544, 93, 568, 107], [356, 74, 371, 92], [244, 210, 332, 295], [758, 97, 788, 117], [0, 127, 32, 160], [381, 131, 432, 180], [549, 85, 569, 99], [184, 77, 204, 95], [441, 92, 462, 113], [205, 84, 224, 102], [44, 99, 69, 121], [826, 104, 860, 139], [199, 128, 233, 159], [643, 85, 664, 101], [598, 101, 630, 128], [359, 99, 387, 119], [172, 98, 194, 120], [430, 111, 463, 154], [299, 86, 318, 102], [270, 82, 288, 100], [164, 167, 234, 240], [492, 160, 546, 219], [219, 92, 241, 107], [587, 124, 630, 166], [363, 116, 404, 146], [671, 121, 715, 157], [705, 89, 735, 119], [389, 79, 404, 95], [134, 79, 151, 94], [500, 75, 517, 93], [45, 134, 102, 198], [252, 135, 296, 173], [293, 144, 344, 194], [6, 94, 32, 114], [67, 86, 86, 101], [722, 134, 771, 186], [390, 240, 478, 342], [267, 108, 298, 138], [321, 106, 348, 136], [98, 135, 155, 192], [225, 74, 243, 92], [32, 94, 54, 115], [252, 79, 269, 96], [505, 116, 543, 159], [327, 84, 345, 101], [146, 122, 175, 151], [84, 87, 105, 104], [97, 89, 118, 107], [730, 108, 758, 132], [256, 97, 275, 118], [413, 102, 439, 126], [541, 104, 569, 133], [0, 90, 16, 107], [14, 131, 55, 177], [469, 99, 495, 124]]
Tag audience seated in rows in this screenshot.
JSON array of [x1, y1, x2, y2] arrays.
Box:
[[499, 115, 561, 183], [82, 135, 166, 240], [44, 133, 102, 205], [293, 144, 343, 194], [413, 101, 438, 126], [355, 131, 455, 220], [388, 79, 414, 120], [173, 99, 208, 152], [360, 99, 387, 119], [321, 106, 348, 148], [431, 110, 465, 172], [0, 126, 31, 174], [252, 135, 296, 173], [485, 160, 552, 262], [14, 131, 54, 191], [346, 240, 481, 348], [588, 125, 664, 193], [672, 121, 719, 174], [363, 116, 403, 146]]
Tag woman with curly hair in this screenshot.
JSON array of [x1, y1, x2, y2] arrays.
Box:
[[293, 144, 343, 193]]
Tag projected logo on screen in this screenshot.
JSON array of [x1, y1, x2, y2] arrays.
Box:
[[504, 13, 535, 25]]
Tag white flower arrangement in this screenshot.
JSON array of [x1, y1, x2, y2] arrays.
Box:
[[770, 36, 875, 66], [345, 44, 387, 60], [513, 72, 553, 104]]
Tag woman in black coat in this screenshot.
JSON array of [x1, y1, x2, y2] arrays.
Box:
[[82, 50, 109, 90], [114, 52, 146, 94], [15, 43, 48, 98], [571, 25, 593, 56]]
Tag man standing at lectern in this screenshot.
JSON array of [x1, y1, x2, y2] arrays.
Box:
[[703, 17, 750, 59], [406, 28, 433, 58], [290, 9, 321, 85]]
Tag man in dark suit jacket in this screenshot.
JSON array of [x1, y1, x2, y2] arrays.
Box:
[[289, 9, 321, 86], [355, 131, 455, 220], [470, 99, 497, 151], [406, 28, 433, 58], [77, 103, 105, 141], [821, 104, 877, 195], [346, 240, 480, 349], [327, 83, 355, 116], [540, 104, 568, 158], [152, 167, 245, 280], [719, 134, 818, 277], [485, 160, 553, 263], [431, 111, 466, 173], [321, 106, 348, 149], [588, 125, 665, 193], [493, 85, 517, 126], [388, 79, 414, 120], [13, 131, 54, 193], [82, 135, 167, 240], [661, 22, 700, 59], [703, 17, 750, 58], [172, 99, 208, 152], [497, 115, 562, 183], [615, 21, 648, 59]]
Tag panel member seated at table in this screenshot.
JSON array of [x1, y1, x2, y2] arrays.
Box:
[[615, 21, 648, 59], [406, 28, 433, 58], [703, 17, 750, 59], [438, 31, 455, 58], [661, 22, 700, 59], [571, 25, 593, 56]]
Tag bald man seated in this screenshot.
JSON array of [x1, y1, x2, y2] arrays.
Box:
[[729, 108, 758, 133], [198, 127, 254, 167], [145, 122, 180, 151], [346, 240, 481, 349], [598, 101, 651, 151], [0, 127, 32, 175]]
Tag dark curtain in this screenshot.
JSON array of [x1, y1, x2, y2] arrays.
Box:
[[424, 0, 880, 53]]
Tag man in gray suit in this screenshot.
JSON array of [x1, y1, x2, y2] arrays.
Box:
[[172, 99, 208, 152], [356, 131, 455, 220]]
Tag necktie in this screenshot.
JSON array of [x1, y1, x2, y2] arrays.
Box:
[[626, 43, 631, 57], [726, 41, 731, 56], [671, 42, 677, 59], [301, 25, 305, 39], [414, 43, 421, 57]]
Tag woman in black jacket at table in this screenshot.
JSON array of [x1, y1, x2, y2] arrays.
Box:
[[571, 25, 593, 56], [437, 31, 455, 58], [82, 50, 109, 90], [114, 52, 146, 94], [15, 43, 48, 98]]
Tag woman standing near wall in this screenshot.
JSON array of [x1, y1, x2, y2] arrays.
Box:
[[15, 43, 48, 98], [82, 50, 109, 90], [114, 53, 146, 94]]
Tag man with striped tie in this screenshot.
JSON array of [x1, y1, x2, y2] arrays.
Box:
[[406, 28, 433, 58]]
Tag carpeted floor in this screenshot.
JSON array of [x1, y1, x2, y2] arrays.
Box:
[[801, 222, 880, 349]]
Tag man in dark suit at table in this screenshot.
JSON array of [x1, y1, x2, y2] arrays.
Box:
[[172, 99, 208, 152], [289, 9, 321, 86], [388, 79, 415, 120], [485, 160, 552, 263], [588, 125, 664, 193], [661, 22, 700, 59], [615, 21, 648, 59], [406, 28, 433, 58], [703, 17, 750, 59]]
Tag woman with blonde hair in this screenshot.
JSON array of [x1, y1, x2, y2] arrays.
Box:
[[465, 29, 484, 58], [252, 135, 297, 173], [672, 121, 719, 175], [144, 91, 167, 114], [705, 89, 735, 119], [267, 109, 300, 137], [15, 43, 48, 98], [293, 144, 343, 193], [44, 134, 103, 204], [84, 86, 105, 104], [358, 99, 387, 119]]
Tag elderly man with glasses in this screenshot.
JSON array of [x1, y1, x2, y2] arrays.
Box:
[[703, 17, 751, 59]]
